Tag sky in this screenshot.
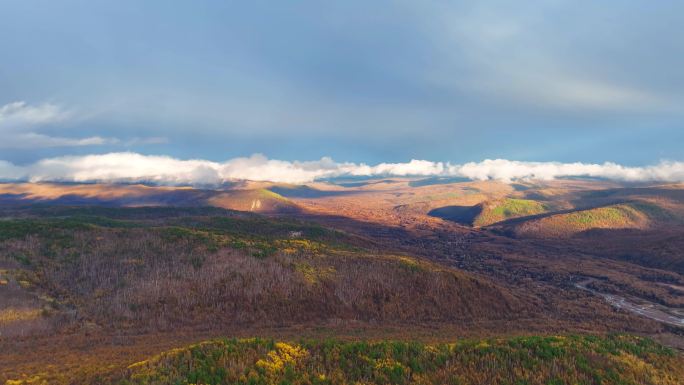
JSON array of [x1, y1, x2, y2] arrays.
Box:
[[1, 1, 683, 183]]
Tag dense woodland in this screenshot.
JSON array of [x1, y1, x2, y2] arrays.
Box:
[[1, 180, 683, 385], [122, 335, 683, 385], [0, 207, 526, 335]]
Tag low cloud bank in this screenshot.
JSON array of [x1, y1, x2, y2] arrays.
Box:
[[0, 152, 682, 185]]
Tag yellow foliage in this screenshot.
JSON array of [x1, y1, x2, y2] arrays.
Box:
[[275, 239, 325, 255], [256, 342, 308, 375], [294, 263, 335, 284], [612, 352, 680, 385], [127, 360, 150, 371], [5, 374, 48, 385], [550, 335, 567, 347], [374, 358, 404, 370], [475, 341, 490, 349], [0, 308, 42, 324]]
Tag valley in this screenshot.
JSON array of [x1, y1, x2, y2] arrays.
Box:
[[4, 1, 683, 383], [1, 178, 683, 384], [575, 278, 684, 327]]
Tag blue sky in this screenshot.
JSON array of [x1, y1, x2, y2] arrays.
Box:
[[1, 0, 683, 167]]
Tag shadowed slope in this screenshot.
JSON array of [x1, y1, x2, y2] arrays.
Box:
[[0, 207, 529, 335], [428, 199, 549, 227], [428, 204, 482, 226]]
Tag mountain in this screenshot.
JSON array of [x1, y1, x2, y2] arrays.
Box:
[[0, 206, 528, 335], [2, 179, 684, 384], [207, 188, 299, 213], [428, 198, 551, 227], [0, 183, 300, 213], [509, 201, 678, 238]]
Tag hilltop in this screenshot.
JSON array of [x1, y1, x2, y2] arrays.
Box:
[[0, 206, 530, 337], [1, 179, 684, 384]]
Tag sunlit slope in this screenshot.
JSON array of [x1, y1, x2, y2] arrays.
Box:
[[474, 198, 550, 226], [512, 201, 682, 238], [120, 335, 683, 385], [207, 188, 299, 213]]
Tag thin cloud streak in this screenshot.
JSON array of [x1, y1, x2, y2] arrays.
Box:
[[0, 153, 682, 185], [0, 101, 167, 149], [0, 101, 116, 148], [0, 101, 69, 126]]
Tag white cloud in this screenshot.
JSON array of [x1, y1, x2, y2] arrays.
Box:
[[218, 154, 350, 184], [27, 153, 223, 185], [0, 152, 682, 185], [349, 159, 446, 177], [452, 159, 684, 183], [0, 101, 68, 127]]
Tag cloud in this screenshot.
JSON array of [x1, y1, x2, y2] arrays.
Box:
[[25, 153, 223, 185], [0, 101, 68, 126], [0, 160, 24, 180], [476, 76, 670, 111], [0, 152, 683, 185], [349, 159, 446, 177], [450, 159, 684, 182], [419, 1, 677, 112], [0, 132, 121, 149], [217, 154, 349, 184], [0, 101, 167, 149], [0, 101, 120, 148]]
